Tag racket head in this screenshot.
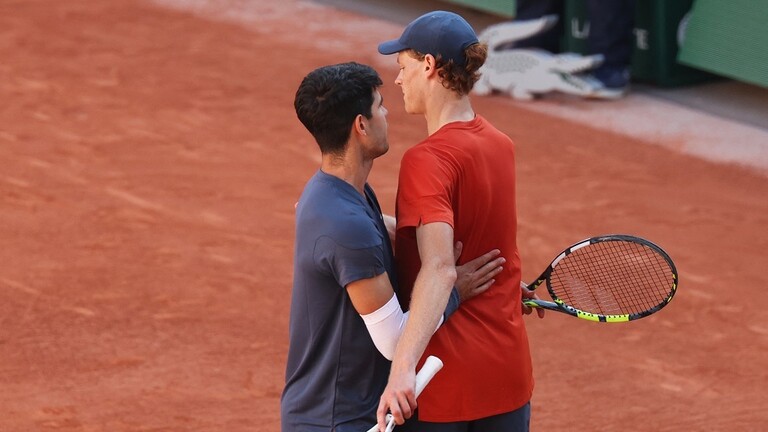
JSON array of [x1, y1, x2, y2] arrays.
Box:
[[543, 234, 678, 322]]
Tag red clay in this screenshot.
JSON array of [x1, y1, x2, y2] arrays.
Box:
[[1, 1, 766, 431]]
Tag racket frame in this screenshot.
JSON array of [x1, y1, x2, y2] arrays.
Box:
[[523, 234, 678, 322]]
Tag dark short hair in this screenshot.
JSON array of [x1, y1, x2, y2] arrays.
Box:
[[294, 62, 383, 155]]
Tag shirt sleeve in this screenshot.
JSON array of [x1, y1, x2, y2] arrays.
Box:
[[397, 146, 456, 230], [314, 235, 386, 288]]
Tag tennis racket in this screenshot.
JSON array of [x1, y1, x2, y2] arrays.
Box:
[[365, 356, 443, 432], [523, 234, 678, 322]]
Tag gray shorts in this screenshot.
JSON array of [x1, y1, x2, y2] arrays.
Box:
[[399, 402, 531, 432]]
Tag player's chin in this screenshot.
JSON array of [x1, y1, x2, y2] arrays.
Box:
[[402, 98, 417, 114], [404, 107, 421, 116], [371, 143, 389, 158]]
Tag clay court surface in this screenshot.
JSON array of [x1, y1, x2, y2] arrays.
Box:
[[1, 0, 767, 430]]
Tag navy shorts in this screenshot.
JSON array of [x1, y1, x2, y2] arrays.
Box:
[[399, 402, 531, 432]]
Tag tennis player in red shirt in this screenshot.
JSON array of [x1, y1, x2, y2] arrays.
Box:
[[376, 10, 545, 432]]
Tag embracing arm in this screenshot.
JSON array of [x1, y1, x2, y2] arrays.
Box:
[[376, 222, 457, 428], [349, 240, 503, 361], [348, 271, 444, 362]]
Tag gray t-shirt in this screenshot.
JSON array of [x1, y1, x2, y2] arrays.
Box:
[[281, 170, 397, 432]]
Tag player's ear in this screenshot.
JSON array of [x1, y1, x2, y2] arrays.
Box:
[[424, 54, 438, 77], [353, 114, 367, 137]]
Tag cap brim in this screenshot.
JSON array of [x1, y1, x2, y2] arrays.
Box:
[[378, 39, 408, 55]]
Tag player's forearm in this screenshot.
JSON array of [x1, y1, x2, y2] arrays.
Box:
[[390, 263, 456, 369]]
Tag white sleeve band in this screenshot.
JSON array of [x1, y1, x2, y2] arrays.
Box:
[[360, 293, 444, 361]]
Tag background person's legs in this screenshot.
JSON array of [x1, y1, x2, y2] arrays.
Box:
[[512, 0, 564, 53], [586, 0, 635, 93]]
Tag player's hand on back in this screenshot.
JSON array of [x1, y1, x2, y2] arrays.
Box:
[[453, 241, 504, 302]]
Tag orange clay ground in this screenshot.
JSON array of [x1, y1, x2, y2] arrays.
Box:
[[1, 0, 766, 430]]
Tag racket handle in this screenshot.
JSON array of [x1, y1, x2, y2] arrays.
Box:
[[415, 356, 443, 398], [524, 299, 558, 310], [523, 299, 541, 308], [365, 356, 443, 432]]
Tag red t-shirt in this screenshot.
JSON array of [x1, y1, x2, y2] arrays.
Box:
[[395, 115, 533, 421]]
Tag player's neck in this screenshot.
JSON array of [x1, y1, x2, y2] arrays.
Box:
[[425, 93, 475, 135], [320, 151, 373, 196]]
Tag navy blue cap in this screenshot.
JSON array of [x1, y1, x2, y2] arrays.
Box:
[[378, 11, 479, 65]]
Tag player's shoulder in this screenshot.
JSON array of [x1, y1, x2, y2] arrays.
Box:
[[297, 174, 382, 247], [402, 135, 449, 163], [311, 207, 382, 250], [401, 132, 464, 173], [300, 171, 356, 205]]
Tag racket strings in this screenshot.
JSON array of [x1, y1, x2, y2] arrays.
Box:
[[549, 240, 674, 316]]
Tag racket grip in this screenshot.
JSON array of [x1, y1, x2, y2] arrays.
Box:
[[415, 356, 443, 398], [524, 299, 560, 310]]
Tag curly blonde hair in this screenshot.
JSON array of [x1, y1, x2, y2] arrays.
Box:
[[407, 43, 488, 95]]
